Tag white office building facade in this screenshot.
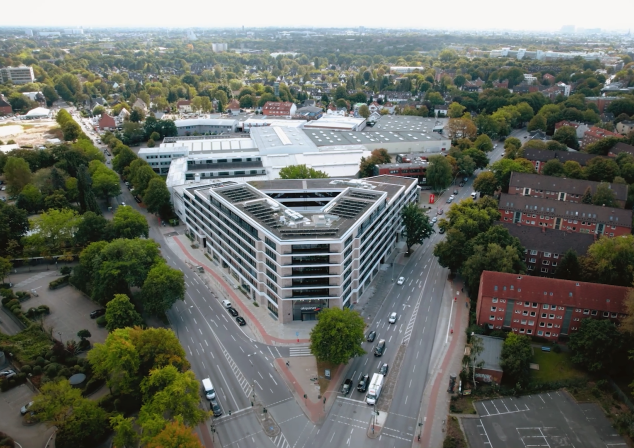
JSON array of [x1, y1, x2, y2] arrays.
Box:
[[175, 176, 418, 324]]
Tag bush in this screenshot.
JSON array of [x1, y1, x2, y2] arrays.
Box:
[[552, 344, 562, 353], [57, 368, 71, 378], [5, 299, 20, 309], [60, 266, 72, 275], [65, 356, 77, 366], [96, 315, 106, 327], [32, 365, 42, 375], [44, 363, 59, 377], [35, 356, 45, 366], [21, 365, 32, 374], [82, 377, 104, 396], [15, 291, 31, 301], [0, 430, 15, 448], [49, 275, 70, 290], [37, 305, 50, 315]]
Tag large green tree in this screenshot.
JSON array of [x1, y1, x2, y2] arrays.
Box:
[[462, 243, 524, 298], [141, 264, 185, 315], [582, 235, 634, 286], [4, 156, 32, 195], [591, 182, 618, 207], [145, 419, 203, 448], [309, 308, 366, 365], [568, 319, 622, 373], [401, 202, 434, 254], [90, 161, 121, 200], [111, 206, 149, 239], [489, 158, 534, 192], [0, 202, 29, 256], [552, 125, 579, 149], [500, 333, 532, 387], [74, 211, 109, 246], [144, 177, 172, 217], [55, 399, 108, 448], [554, 250, 582, 281], [106, 294, 144, 331], [22, 208, 82, 256], [473, 171, 499, 197], [427, 155, 453, 193], [279, 164, 329, 179]]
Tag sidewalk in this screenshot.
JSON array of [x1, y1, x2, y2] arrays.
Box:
[[417, 276, 469, 448]]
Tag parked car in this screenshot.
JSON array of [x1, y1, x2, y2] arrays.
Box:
[[134, 196, 142, 203], [431, 217, 437, 224], [0, 370, 16, 379], [210, 399, 222, 417], [374, 339, 386, 357], [236, 316, 246, 326], [341, 378, 353, 394], [90, 309, 106, 319], [227, 307, 239, 317], [357, 374, 369, 393], [439, 227, 446, 234], [20, 402, 33, 415], [459, 182, 465, 187], [437, 209, 444, 215], [453, 189, 458, 195], [397, 277, 405, 285], [388, 312, 398, 324], [379, 363, 389, 376], [222, 300, 231, 308], [366, 330, 376, 342]]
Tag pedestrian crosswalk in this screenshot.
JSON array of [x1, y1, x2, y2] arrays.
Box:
[[289, 346, 312, 357], [271, 432, 291, 448]]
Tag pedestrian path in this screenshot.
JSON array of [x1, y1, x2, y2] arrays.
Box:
[[288, 346, 312, 357]]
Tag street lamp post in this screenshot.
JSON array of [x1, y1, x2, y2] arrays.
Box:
[[248, 353, 256, 406], [57, 332, 63, 345]]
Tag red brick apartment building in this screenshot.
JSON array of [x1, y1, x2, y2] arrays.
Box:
[[581, 126, 620, 149], [261, 101, 297, 117], [522, 148, 606, 173], [476, 271, 629, 342], [498, 193, 632, 237], [508, 172, 628, 208]]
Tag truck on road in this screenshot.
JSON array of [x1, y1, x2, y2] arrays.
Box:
[[366, 373, 383, 405]]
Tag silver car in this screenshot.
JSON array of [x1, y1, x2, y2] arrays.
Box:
[[389, 312, 397, 324]]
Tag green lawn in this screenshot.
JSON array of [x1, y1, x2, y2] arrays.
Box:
[[531, 350, 586, 382]]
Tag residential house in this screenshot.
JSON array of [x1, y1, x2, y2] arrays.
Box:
[[584, 96, 623, 113], [177, 100, 192, 113], [616, 120, 634, 135], [608, 142, 634, 158], [543, 73, 556, 83], [492, 80, 509, 89], [227, 99, 241, 115], [497, 222, 594, 276], [98, 113, 117, 131], [261, 101, 297, 117], [133, 98, 148, 112], [0, 94, 12, 115], [522, 148, 606, 173], [435, 105, 448, 117], [476, 271, 629, 342], [498, 192, 632, 236], [581, 126, 620, 149], [554, 120, 589, 140], [296, 106, 323, 119], [508, 172, 628, 207]]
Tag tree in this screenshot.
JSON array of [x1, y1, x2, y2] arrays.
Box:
[[620, 289, 634, 335], [462, 148, 489, 170], [462, 243, 523, 299], [111, 206, 149, 239], [309, 308, 366, 365], [489, 158, 534, 192], [111, 415, 140, 448], [370, 148, 391, 164], [591, 182, 618, 207], [129, 165, 156, 197], [144, 177, 172, 217], [22, 208, 82, 255], [4, 156, 32, 195], [503, 137, 522, 152], [568, 319, 622, 373], [141, 264, 185, 316], [77, 165, 101, 215], [500, 333, 532, 387], [447, 118, 477, 139], [527, 114, 547, 132], [88, 329, 141, 395], [16, 183, 42, 213], [145, 419, 202, 448], [583, 235, 634, 286], [30, 379, 84, 427], [0, 202, 29, 256], [90, 162, 121, 200], [468, 335, 485, 390], [434, 228, 469, 273], [448, 102, 466, 118], [473, 171, 499, 197], [554, 250, 582, 281], [128, 327, 189, 376], [542, 159, 565, 177], [74, 212, 109, 246], [458, 155, 476, 177], [279, 164, 329, 179], [358, 104, 370, 118], [0, 256, 12, 283], [55, 399, 108, 448], [553, 125, 579, 149], [585, 157, 620, 182], [401, 202, 434, 254], [44, 191, 71, 211], [106, 294, 144, 331], [113, 146, 138, 174], [563, 160, 585, 179], [473, 134, 493, 152], [62, 121, 82, 141], [427, 155, 453, 193], [441, 196, 501, 239], [586, 137, 623, 156]]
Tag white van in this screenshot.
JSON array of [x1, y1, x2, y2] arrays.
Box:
[[471, 192, 477, 200], [202, 378, 215, 400], [221, 300, 231, 308]]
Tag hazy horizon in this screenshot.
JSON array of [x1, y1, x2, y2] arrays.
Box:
[[2, 0, 634, 33]]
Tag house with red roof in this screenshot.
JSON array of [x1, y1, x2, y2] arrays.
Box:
[[177, 99, 192, 113], [98, 113, 116, 131], [476, 271, 629, 341], [262, 101, 297, 117]]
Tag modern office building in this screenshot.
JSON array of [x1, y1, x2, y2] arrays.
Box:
[[174, 118, 239, 136], [173, 175, 419, 324], [0, 66, 35, 85]]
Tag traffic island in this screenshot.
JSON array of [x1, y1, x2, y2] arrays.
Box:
[[366, 409, 387, 439], [253, 400, 280, 437]]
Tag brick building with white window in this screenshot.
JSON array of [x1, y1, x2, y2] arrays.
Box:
[[522, 148, 607, 173], [498, 193, 632, 237], [476, 271, 629, 342]]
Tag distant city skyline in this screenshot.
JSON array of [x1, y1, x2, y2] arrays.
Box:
[[2, 0, 634, 33]]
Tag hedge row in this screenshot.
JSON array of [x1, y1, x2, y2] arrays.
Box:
[[49, 275, 70, 290]]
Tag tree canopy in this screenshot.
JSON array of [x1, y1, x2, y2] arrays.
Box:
[[279, 164, 329, 179], [401, 202, 434, 254], [309, 308, 366, 364]]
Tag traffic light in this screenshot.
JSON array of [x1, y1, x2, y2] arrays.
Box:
[[263, 408, 267, 414], [251, 401, 254, 406], [228, 410, 232, 416]]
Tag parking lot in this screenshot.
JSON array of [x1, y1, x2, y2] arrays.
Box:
[[0, 384, 54, 447], [9, 270, 108, 344], [462, 391, 627, 448]]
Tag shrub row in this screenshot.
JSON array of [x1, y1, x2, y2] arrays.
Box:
[[49, 275, 71, 290]]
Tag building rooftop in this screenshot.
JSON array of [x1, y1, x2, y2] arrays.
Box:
[[474, 335, 503, 372], [522, 148, 606, 166], [173, 118, 239, 128], [479, 271, 629, 314], [509, 172, 628, 202], [249, 126, 318, 155], [305, 129, 446, 147], [374, 115, 443, 132], [497, 222, 594, 256], [499, 193, 632, 228]]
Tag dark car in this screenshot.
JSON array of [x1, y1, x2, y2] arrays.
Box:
[[210, 400, 222, 417], [236, 316, 246, 326], [357, 374, 369, 392], [366, 330, 376, 342], [453, 189, 458, 195], [90, 309, 106, 319], [459, 182, 465, 187], [463, 177, 469, 183], [439, 227, 446, 234], [379, 363, 389, 376], [227, 307, 239, 317], [374, 339, 386, 357], [134, 196, 142, 203]]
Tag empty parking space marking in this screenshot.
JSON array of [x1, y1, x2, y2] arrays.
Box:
[[478, 420, 492, 446]]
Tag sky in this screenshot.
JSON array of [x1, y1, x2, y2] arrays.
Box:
[[3, 0, 634, 32]]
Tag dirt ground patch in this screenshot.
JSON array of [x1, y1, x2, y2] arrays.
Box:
[[444, 415, 468, 448], [0, 119, 59, 146], [316, 359, 338, 395]]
